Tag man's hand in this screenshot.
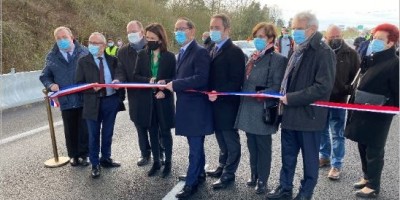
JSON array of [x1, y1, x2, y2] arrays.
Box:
[[155, 91, 165, 99], [157, 80, 166, 90], [50, 84, 59, 92], [165, 82, 173, 92], [112, 79, 120, 84], [93, 82, 101, 92], [208, 90, 218, 102], [149, 77, 156, 84], [280, 95, 288, 105]]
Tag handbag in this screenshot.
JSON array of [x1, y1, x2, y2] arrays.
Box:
[[354, 89, 388, 106], [263, 100, 279, 125]]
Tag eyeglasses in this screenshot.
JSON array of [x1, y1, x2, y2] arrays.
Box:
[[174, 27, 190, 32]]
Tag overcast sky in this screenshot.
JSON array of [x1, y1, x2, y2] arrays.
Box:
[[260, 0, 399, 31]]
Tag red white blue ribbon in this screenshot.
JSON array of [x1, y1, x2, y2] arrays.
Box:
[[47, 83, 399, 114]]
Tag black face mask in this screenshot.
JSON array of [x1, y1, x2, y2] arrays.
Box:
[[203, 37, 211, 44], [147, 41, 161, 50], [329, 39, 343, 50]]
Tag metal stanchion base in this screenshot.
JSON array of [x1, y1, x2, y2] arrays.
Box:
[[44, 157, 70, 168]]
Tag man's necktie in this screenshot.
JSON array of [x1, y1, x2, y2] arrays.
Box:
[[212, 46, 219, 58], [98, 57, 106, 96], [178, 48, 184, 63], [67, 52, 73, 63]]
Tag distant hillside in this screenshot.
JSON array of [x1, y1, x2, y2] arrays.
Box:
[[2, 0, 283, 73]]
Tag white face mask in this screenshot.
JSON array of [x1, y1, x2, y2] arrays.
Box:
[[128, 32, 142, 44]]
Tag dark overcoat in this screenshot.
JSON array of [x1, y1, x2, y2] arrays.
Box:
[[345, 47, 399, 147], [209, 39, 245, 131], [131, 49, 176, 129], [172, 41, 213, 136]]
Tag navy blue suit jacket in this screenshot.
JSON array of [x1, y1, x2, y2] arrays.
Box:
[[173, 41, 213, 136]]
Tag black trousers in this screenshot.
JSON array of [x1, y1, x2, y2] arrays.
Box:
[[246, 133, 272, 182], [358, 143, 385, 192], [215, 129, 241, 178], [135, 125, 151, 158], [61, 107, 88, 158]]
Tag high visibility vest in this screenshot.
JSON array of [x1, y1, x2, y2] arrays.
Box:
[[105, 46, 118, 56]]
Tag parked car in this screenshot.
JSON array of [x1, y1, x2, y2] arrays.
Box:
[[233, 40, 256, 58]]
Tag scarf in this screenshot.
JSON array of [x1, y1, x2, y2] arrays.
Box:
[[280, 32, 315, 95], [245, 43, 274, 79]]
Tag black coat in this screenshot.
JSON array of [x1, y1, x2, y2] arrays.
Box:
[[173, 41, 213, 136], [282, 32, 336, 132], [330, 42, 360, 103], [114, 44, 145, 122], [209, 39, 245, 130], [345, 47, 399, 147], [75, 53, 125, 120], [131, 49, 176, 128]]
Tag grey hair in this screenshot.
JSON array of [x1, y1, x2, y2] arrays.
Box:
[[326, 24, 342, 33], [293, 11, 319, 28], [89, 32, 106, 44], [53, 26, 73, 37], [127, 20, 144, 31]]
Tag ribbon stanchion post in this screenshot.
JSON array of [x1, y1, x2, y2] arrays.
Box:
[[42, 89, 69, 168]]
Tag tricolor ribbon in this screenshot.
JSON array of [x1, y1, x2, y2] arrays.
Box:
[[47, 83, 399, 115]]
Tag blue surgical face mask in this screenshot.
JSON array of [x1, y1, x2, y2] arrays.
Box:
[[88, 44, 100, 56], [57, 39, 70, 50], [175, 31, 187, 46], [253, 38, 267, 51], [128, 32, 142, 44], [369, 39, 386, 54], [107, 42, 114, 47], [292, 30, 307, 44], [210, 30, 222, 43]]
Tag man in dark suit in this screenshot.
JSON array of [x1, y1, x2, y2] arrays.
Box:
[[165, 17, 213, 199], [266, 12, 336, 200], [76, 32, 123, 178], [113, 20, 153, 167], [206, 13, 245, 189]]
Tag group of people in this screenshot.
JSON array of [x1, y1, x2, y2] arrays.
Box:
[[39, 10, 399, 200]]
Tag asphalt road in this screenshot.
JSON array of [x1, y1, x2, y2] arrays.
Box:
[[0, 102, 398, 200]]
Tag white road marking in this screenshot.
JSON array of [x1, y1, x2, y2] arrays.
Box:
[[0, 121, 63, 145], [162, 164, 209, 200]]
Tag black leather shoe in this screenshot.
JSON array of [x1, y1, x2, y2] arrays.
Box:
[[70, 157, 79, 167], [212, 176, 235, 189], [246, 174, 258, 187], [137, 156, 150, 166], [100, 158, 121, 168], [255, 180, 267, 194], [176, 185, 197, 199], [80, 157, 90, 166], [266, 185, 292, 199], [293, 194, 312, 200], [206, 167, 223, 178], [161, 161, 171, 178], [91, 165, 100, 178], [148, 162, 161, 176], [355, 188, 379, 198], [177, 173, 206, 183]]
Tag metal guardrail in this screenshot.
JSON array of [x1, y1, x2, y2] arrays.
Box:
[[0, 70, 44, 110]]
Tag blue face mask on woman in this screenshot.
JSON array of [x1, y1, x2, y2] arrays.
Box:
[[175, 31, 186, 45], [57, 39, 70, 50], [210, 30, 222, 43], [369, 39, 386, 54], [292, 30, 307, 44], [253, 38, 267, 51], [88, 44, 100, 56]]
